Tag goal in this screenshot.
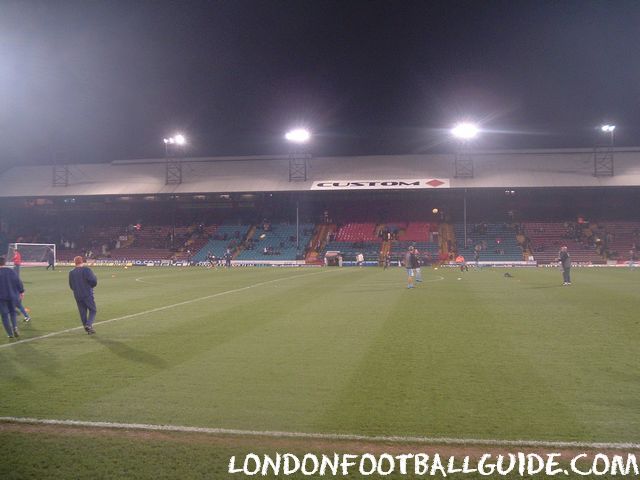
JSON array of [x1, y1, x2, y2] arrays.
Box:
[[7, 243, 56, 267]]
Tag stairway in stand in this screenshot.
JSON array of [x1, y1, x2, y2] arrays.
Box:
[[305, 223, 336, 263], [439, 223, 455, 260], [233, 225, 256, 259], [380, 239, 392, 263]]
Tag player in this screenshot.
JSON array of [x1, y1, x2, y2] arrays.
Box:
[[45, 247, 55, 270], [15, 297, 31, 322], [0, 256, 24, 338], [455, 254, 468, 272], [404, 246, 419, 289], [224, 249, 232, 268], [356, 252, 364, 267], [69, 256, 98, 334], [383, 252, 390, 270], [12, 248, 22, 278], [474, 247, 480, 268], [206, 250, 217, 268], [556, 245, 571, 285], [414, 247, 423, 282]]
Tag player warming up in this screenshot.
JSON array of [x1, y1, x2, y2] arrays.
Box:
[[46, 246, 55, 270], [69, 256, 98, 334], [405, 246, 419, 289], [455, 254, 468, 272], [414, 247, 423, 282], [0, 256, 25, 338], [556, 245, 572, 285]]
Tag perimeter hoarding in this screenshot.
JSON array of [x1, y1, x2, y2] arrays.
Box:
[[310, 178, 450, 190]]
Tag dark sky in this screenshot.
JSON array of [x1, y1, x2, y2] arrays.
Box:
[[1, 0, 640, 165]]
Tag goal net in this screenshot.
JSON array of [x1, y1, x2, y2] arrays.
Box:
[[6, 243, 56, 267]]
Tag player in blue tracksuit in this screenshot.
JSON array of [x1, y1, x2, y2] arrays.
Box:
[[69, 256, 98, 334], [0, 256, 25, 338]]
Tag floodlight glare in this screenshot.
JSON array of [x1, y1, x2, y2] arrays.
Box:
[[285, 128, 311, 144], [601, 124, 616, 132], [451, 122, 479, 140], [174, 134, 186, 145]]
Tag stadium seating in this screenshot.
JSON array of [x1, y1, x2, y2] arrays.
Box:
[[335, 223, 379, 242], [191, 225, 250, 262], [398, 222, 434, 242], [522, 222, 603, 263], [454, 223, 523, 262], [235, 223, 314, 261], [593, 221, 640, 260], [321, 222, 381, 261]]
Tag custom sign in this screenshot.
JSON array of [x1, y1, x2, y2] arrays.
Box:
[[310, 179, 449, 190]]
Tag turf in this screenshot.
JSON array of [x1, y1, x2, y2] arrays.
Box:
[[0, 265, 639, 477]]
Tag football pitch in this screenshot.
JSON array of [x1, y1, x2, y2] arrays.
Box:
[[1, 265, 639, 478]]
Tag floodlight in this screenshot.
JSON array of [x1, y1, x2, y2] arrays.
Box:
[[285, 128, 311, 144], [601, 124, 616, 133], [451, 122, 479, 140], [174, 134, 186, 145]]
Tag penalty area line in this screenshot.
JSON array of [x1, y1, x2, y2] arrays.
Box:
[[0, 417, 638, 450], [0, 269, 332, 351]]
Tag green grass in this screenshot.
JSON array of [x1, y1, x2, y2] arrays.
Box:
[[1, 265, 639, 478]]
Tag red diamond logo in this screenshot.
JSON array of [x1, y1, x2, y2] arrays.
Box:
[[426, 179, 444, 187]]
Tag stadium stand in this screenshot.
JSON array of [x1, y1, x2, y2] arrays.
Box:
[[235, 223, 314, 261], [191, 225, 250, 262], [386, 222, 440, 263], [522, 222, 604, 263], [593, 221, 640, 260], [454, 223, 523, 262], [334, 222, 379, 242], [322, 222, 381, 261]]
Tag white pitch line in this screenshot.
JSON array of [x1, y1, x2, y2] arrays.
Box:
[[0, 269, 332, 350], [0, 417, 638, 450], [357, 276, 445, 287], [135, 276, 159, 285]]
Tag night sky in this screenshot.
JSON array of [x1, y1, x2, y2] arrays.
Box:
[[1, 0, 640, 166]]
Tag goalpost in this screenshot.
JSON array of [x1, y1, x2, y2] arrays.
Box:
[[6, 243, 56, 267]]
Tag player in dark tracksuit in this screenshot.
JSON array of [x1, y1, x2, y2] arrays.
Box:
[[0, 256, 24, 338], [69, 256, 98, 334], [557, 246, 571, 285], [46, 247, 55, 270]]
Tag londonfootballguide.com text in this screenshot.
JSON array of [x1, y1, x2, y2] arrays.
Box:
[[229, 452, 638, 477]]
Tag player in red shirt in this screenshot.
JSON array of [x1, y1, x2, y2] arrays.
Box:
[[13, 249, 22, 279]]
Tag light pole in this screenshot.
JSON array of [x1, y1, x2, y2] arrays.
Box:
[[601, 124, 615, 146], [163, 133, 187, 156], [163, 133, 186, 185], [285, 128, 311, 250], [163, 133, 187, 250], [451, 122, 480, 249], [451, 122, 479, 141], [594, 124, 615, 177]]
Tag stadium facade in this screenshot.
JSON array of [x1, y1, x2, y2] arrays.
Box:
[[0, 147, 639, 197], [1, 147, 639, 267]]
